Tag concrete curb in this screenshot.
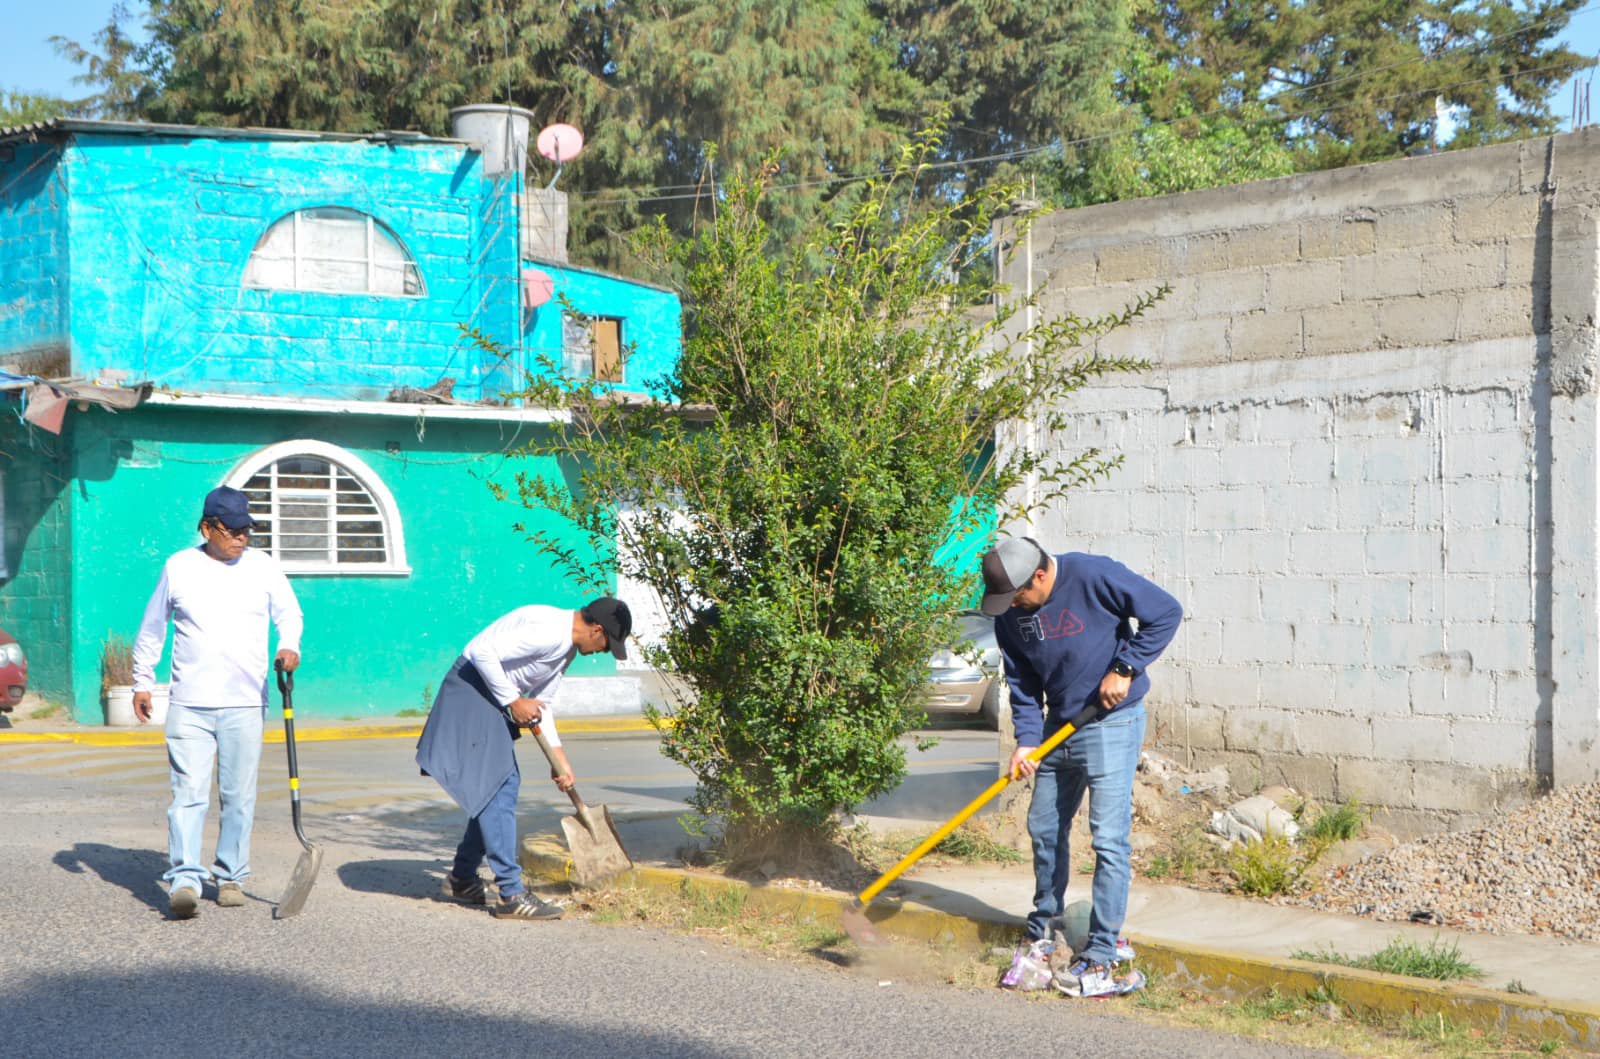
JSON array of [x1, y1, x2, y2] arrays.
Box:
[[0, 715, 659, 747], [520, 835, 1600, 1049]]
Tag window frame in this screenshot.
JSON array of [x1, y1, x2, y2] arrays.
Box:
[[561, 310, 625, 382], [244, 207, 425, 297], [224, 440, 411, 577]]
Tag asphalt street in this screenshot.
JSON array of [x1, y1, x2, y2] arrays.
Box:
[[0, 730, 1335, 1058]]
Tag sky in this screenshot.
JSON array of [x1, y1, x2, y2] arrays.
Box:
[[6, 0, 1600, 127]]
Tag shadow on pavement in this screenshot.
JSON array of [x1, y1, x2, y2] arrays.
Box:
[[52, 843, 168, 913], [4, 969, 731, 1059], [337, 856, 453, 900]]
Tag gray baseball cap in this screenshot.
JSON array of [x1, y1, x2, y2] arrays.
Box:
[[980, 536, 1048, 615]]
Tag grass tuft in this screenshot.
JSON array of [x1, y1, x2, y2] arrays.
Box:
[[930, 826, 1026, 864], [1291, 935, 1483, 982], [1228, 833, 1306, 897], [1302, 798, 1367, 844]]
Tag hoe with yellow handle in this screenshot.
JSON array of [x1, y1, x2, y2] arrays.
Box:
[[841, 702, 1105, 946]]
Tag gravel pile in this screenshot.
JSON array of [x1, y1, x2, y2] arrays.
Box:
[[1297, 781, 1600, 941]]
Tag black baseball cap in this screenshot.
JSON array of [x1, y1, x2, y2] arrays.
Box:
[[581, 597, 633, 660]]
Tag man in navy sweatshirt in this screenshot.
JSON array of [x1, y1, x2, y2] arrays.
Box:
[[982, 535, 1182, 997]]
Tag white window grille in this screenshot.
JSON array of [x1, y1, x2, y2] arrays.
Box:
[[244, 207, 423, 296], [226, 441, 410, 576]]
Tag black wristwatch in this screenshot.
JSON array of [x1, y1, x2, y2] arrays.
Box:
[[1109, 659, 1137, 678]]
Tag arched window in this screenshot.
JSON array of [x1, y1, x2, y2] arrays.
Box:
[[244, 207, 423, 296], [226, 441, 410, 575]]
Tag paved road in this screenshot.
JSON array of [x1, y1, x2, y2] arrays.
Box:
[[0, 731, 1334, 1058]]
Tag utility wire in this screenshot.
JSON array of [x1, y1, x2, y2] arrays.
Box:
[[566, 1, 1599, 206], [573, 54, 1594, 208]]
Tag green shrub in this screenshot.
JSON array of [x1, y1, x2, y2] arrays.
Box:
[[502, 124, 1157, 849], [1228, 833, 1305, 897]]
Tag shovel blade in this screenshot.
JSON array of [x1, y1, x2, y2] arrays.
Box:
[[273, 843, 324, 919], [559, 803, 632, 888]]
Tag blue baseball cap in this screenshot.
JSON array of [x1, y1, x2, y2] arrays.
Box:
[[202, 486, 257, 530]]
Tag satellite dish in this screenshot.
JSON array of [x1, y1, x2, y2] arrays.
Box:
[[537, 123, 584, 163], [536, 123, 584, 189], [522, 267, 555, 308]]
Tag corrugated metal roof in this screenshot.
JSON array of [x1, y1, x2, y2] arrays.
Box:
[[0, 117, 463, 148]]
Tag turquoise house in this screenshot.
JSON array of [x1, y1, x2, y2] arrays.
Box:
[[0, 114, 682, 722]]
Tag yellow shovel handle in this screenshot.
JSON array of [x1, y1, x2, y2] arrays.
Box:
[[854, 703, 1105, 907]]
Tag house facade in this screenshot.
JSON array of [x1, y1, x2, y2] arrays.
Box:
[[0, 115, 682, 722]]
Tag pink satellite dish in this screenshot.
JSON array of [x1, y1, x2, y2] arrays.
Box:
[[522, 268, 555, 307], [537, 123, 584, 164]]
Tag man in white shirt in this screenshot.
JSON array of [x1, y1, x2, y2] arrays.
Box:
[[132, 486, 303, 920], [415, 597, 631, 920]]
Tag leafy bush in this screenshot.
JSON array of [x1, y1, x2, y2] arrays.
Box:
[[503, 124, 1156, 849]]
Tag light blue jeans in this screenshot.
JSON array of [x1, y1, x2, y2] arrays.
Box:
[[163, 704, 266, 895], [1025, 702, 1146, 963], [452, 763, 523, 898]]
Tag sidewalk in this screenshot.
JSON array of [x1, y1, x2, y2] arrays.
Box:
[[0, 712, 657, 746], [526, 810, 1600, 1050]]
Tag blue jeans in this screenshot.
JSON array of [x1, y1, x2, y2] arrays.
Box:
[[452, 763, 523, 898], [1026, 703, 1146, 962], [163, 704, 266, 894]]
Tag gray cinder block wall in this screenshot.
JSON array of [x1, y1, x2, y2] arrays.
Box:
[[995, 130, 1600, 831]]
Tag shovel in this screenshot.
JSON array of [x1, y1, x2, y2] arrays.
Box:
[[841, 702, 1106, 946], [528, 722, 633, 888], [273, 661, 323, 919]]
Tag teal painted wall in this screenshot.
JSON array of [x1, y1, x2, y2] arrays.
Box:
[[62, 405, 613, 722], [523, 262, 683, 397], [60, 133, 515, 401], [0, 417, 74, 703], [0, 140, 70, 372]]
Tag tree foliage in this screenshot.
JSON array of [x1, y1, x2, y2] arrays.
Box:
[[55, 1, 1588, 261], [1131, 0, 1589, 171], [499, 129, 1155, 845], [0, 92, 80, 128]]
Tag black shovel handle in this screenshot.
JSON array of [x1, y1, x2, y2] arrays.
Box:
[[275, 660, 311, 849]]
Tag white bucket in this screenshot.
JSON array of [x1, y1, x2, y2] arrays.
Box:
[[449, 104, 536, 177], [103, 684, 169, 727]]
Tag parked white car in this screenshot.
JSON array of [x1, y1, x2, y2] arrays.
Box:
[[921, 610, 1001, 729]]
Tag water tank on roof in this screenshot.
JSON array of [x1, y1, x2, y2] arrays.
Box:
[[449, 104, 536, 178]]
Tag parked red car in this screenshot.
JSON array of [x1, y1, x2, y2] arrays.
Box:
[[0, 627, 27, 712]]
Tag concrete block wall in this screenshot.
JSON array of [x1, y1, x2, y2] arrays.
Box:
[[999, 130, 1600, 825]]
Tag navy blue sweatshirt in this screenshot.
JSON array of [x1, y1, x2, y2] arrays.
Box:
[[995, 551, 1184, 746]]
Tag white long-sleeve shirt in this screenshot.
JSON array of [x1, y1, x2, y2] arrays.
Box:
[[461, 604, 576, 747], [133, 545, 304, 708]]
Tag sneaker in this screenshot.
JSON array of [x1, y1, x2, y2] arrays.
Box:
[[1055, 957, 1146, 998], [216, 882, 245, 908], [169, 886, 200, 920], [441, 873, 489, 906], [491, 893, 563, 921]]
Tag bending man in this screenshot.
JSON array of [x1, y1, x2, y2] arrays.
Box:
[[416, 597, 631, 920]]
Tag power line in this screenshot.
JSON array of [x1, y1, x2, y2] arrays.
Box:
[[571, 55, 1592, 208], [565, 1, 1599, 207]]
